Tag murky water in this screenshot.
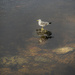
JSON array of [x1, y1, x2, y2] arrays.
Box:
[[0, 0, 75, 75]]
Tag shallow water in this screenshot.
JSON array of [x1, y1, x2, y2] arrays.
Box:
[[0, 0, 75, 75]]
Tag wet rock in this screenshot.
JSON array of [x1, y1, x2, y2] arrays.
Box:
[[52, 47, 74, 54]]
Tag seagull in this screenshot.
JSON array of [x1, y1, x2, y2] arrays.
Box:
[[37, 19, 51, 30]]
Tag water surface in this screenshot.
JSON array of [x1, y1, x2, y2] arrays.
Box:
[[0, 0, 75, 75]]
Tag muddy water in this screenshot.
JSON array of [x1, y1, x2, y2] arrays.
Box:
[[0, 0, 75, 75]]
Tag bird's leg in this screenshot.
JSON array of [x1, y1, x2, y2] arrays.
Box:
[[41, 26, 44, 31]]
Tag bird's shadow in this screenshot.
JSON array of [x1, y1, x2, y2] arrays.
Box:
[[36, 28, 54, 43]]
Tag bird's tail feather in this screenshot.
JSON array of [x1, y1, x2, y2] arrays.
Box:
[[49, 22, 52, 24]]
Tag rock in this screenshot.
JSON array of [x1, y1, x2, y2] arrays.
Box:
[[34, 56, 50, 62], [0, 56, 29, 66], [52, 47, 74, 54]]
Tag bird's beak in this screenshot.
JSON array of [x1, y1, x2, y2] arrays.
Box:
[[37, 20, 38, 21]]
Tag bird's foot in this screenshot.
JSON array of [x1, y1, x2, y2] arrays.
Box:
[[41, 27, 44, 31]]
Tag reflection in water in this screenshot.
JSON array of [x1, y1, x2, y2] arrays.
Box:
[[36, 28, 53, 43]]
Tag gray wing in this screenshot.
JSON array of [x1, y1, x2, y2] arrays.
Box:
[[41, 22, 49, 25]]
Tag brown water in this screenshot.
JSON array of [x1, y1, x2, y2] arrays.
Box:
[[0, 0, 75, 75]]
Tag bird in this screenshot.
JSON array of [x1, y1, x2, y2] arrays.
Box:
[[37, 19, 51, 30]]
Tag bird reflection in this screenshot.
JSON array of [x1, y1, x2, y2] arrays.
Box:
[[36, 28, 53, 43]]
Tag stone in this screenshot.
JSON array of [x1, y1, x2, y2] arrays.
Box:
[[52, 47, 74, 54]]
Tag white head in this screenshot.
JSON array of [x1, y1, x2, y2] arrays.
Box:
[[37, 19, 41, 22]]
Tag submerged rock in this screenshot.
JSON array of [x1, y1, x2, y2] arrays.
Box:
[[0, 56, 29, 66], [34, 56, 50, 62], [52, 47, 74, 54]]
